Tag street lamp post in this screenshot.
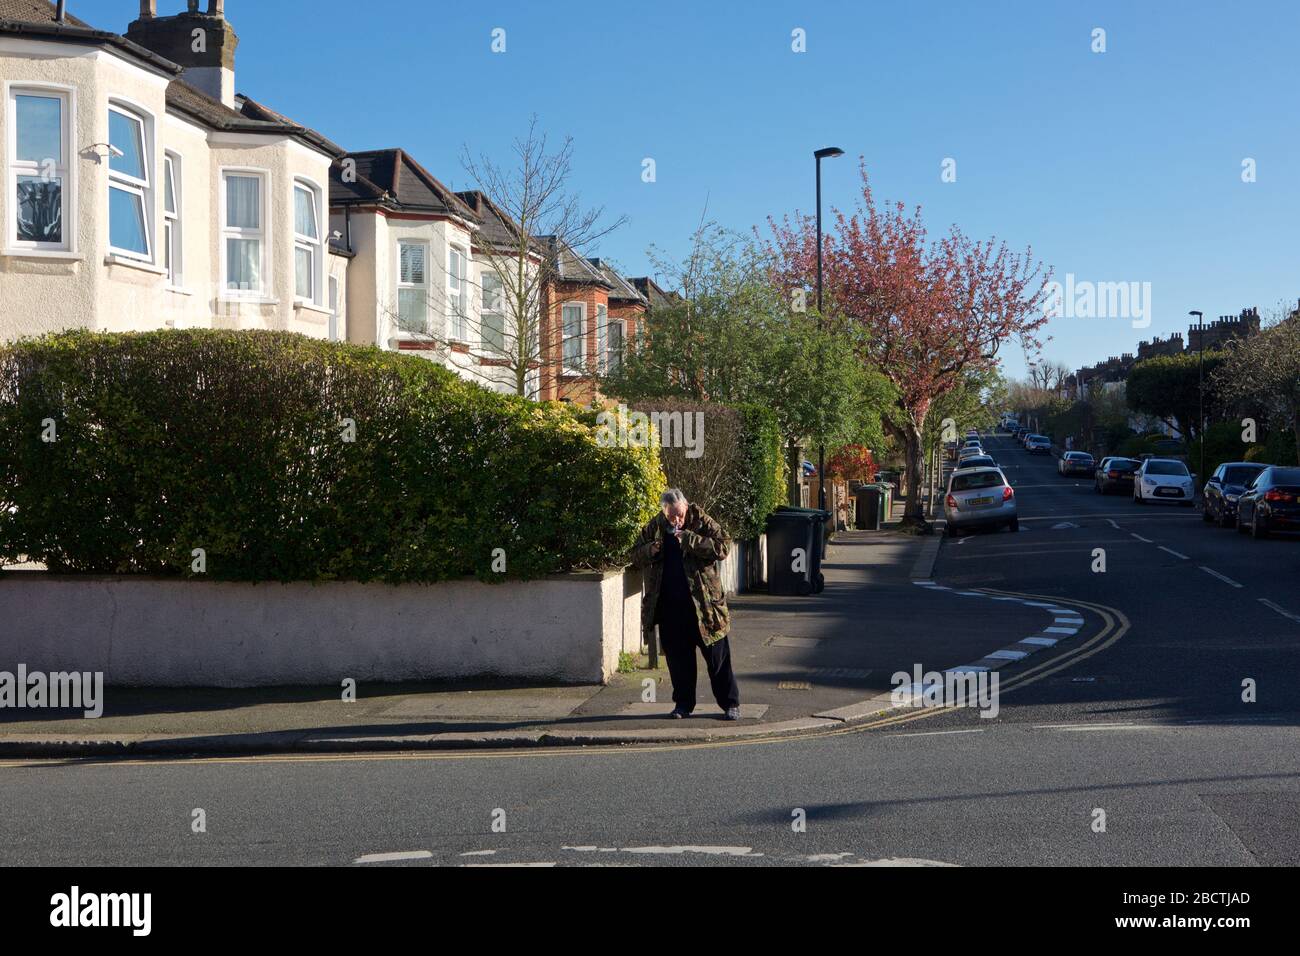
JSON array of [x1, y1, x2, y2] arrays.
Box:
[[814, 146, 844, 514], [1189, 310, 1204, 489]]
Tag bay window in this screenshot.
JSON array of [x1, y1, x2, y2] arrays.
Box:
[[397, 240, 429, 333], [481, 271, 505, 355], [107, 105, 151, 260], [448, 246, 468, 340], [163, 152, 180, 285], [294, 179, 322, 304], [607, 317, 625, 372], [222, 170, 266, 294], [9, 87, 71, 250], [562, 302, 586, 373], [596, 303, 608, 372]]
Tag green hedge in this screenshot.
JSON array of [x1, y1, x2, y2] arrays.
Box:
[[0, 330, 663, 582], [625, 398, 783, 540]]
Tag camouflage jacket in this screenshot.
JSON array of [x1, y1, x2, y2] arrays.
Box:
[[629, 505, 732, 646]]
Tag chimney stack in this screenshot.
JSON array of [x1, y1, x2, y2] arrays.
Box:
[[126, 2, 239, 108]]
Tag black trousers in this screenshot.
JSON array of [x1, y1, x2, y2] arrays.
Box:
[[658, 596, 740, 711]]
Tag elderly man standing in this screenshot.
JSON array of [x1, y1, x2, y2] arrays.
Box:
[[631, 489, 740, 720]]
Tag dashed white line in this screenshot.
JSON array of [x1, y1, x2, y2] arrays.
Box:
[[1199, 566, 1243, 588], [1158, 546, 1189, 560], [1259, 598, 1300, 623], [1105, 519, 1120, 529], [354, 850, 433, 864], [1131, 533, 1153, 543]]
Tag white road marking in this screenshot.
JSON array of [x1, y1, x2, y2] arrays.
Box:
[[1199, 566, 1243, 588], [619, 846, 762, 857], [460, 850, 498, 857], [1106, 519, 1120, 529], [1131, 533, 1153, 543], [354, 850, 433, 864], [1259, 598, 1300, 622], [1044, 626, 1079, 635], [1158, 546, 1189, 560], [987, 649, 1029, 660], [1020, 637, 1058, 646]]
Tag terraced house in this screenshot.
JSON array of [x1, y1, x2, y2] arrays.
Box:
[[0, 0, 351, 342], [0, 0, 653, 401]]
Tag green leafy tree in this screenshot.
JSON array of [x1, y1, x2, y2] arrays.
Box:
[[1125, 351, 1225, 440]]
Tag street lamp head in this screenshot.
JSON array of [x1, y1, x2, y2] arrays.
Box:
[[1188, 310, 1203, 318], [814, 147, 845, 160]]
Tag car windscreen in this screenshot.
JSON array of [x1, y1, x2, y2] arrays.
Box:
[[951, 472, 1003, 491], [1223, 465, 1264, 485], [1144, 461, 1188, 476]]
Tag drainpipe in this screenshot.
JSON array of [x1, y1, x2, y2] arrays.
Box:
[[56, 1, 67, 22]]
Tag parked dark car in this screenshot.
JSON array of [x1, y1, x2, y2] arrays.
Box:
[[1094, 456, 1139, 494], [955, 454, 998, 470], [1058, 451, 1095, 477], [1236, 466, 1300, 539], [1203, 462, 1266, 528]]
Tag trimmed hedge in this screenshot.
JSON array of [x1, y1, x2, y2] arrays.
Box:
[[0, 330, 664, 582], [626, 398, 783, 540]]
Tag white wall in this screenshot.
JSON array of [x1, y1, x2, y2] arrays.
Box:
[[0, 570, 641, 687]]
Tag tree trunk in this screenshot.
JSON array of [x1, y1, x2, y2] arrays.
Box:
[[786, 440, 803, 506], [902, 420, 928, 525]]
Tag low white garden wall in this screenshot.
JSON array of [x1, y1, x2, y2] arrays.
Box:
[[0, 569, 641, 687]]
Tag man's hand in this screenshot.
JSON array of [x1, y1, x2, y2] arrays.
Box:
[[650, 540, 662, 557]]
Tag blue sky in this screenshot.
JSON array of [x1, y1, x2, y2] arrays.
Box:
[[93, 0, 1300, 379]]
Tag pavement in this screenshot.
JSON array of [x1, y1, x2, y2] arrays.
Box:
[[0, 493, 1100, 756]]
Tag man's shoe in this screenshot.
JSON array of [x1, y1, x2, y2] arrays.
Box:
[[723, 707, 742, 721], [669, 707, 693, 719]]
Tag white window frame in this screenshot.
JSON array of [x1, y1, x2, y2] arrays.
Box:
[[596, 303, 609, 373], [396, 239, 430, 335], [480, 270, 505, 355], [106, 102, 153, 262], [606, 315, 625, 373], [163, 151, 181, 286], [561, 301, 587, 374], [219, 167, 269, 298], [447, 245, 468, 341], [5, 83, 76, 254], [292, 177, 323, 306]]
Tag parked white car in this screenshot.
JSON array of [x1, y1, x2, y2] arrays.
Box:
[[944, 467, 1018, 536], [1134, 458, 1195, 506]]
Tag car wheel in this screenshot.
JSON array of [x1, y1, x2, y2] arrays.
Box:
[[1252, 512, 1268, 540], [1202, 502, 1214, 522], [1236, 510, 1250, 534], [1134, 488, 1144, 504], [1219, 509, 1234, 529], [1008, 518, 1020, 532]]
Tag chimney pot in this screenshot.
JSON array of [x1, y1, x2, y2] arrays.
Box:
[[209, 0, 225, 14], [139, 0, 156, 18]]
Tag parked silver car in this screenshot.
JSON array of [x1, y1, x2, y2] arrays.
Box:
[[944, 467, 1019, 536]]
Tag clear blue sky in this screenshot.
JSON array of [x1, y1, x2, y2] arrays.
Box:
[[92, 0, 1300, 379]]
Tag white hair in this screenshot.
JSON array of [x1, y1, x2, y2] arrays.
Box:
[[660, 488, 688, 507]]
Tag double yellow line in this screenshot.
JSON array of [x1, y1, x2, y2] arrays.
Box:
[[0, 590, 1129, 768]]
